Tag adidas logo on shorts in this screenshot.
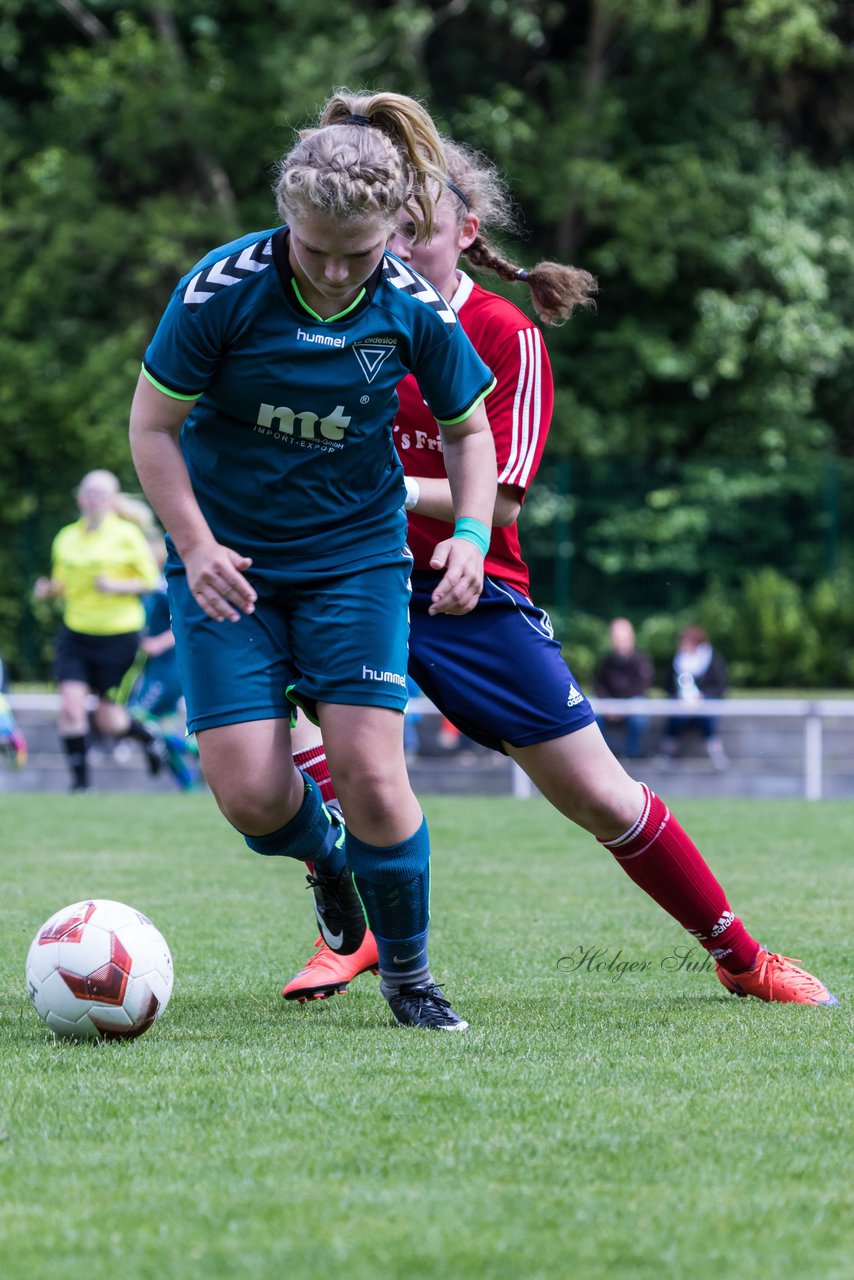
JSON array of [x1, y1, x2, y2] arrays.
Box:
[[566, 685, 585, 708]]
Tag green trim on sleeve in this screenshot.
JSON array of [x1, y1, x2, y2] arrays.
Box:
[[141, 365, 203, 401], [435, 377, 497, 426]]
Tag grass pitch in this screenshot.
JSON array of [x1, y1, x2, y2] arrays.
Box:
[[1, 793, 851, 1280]]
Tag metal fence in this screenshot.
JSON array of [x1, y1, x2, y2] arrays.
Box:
[[519, 455, 854, 621]]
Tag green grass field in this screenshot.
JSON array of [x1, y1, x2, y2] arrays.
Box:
[[1, 793, 851, 1280]]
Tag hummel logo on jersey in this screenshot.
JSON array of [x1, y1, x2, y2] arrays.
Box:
[[566, 684, 585, 708], [353, 341, 396, 384], [297, 327, 345, 349], [383, 255, 455, 326], [182, 238, 273, 311], [256, 402, 351, 441]]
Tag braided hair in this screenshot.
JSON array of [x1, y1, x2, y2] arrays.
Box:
[[443, 140, 597, 325], [274, 89, 446, 244]]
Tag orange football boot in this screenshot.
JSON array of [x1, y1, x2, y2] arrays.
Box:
[[717, 948, 838, 1006], [282, 932, 379, 1002]]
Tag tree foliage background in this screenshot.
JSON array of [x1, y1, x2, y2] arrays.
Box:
[[2, 0, 854, 683]]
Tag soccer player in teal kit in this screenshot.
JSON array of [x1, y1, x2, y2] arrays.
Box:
[[129, 90, 498, 1031]]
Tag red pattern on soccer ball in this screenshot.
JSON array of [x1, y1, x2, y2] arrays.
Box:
[[57, 933, 133, 1005], [37, 901, 97, 945]]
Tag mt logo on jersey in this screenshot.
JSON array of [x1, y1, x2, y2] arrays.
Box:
[[256, 403, 351, 441]]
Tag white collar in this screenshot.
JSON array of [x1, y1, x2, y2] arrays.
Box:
[[450, 270, 475, 313]]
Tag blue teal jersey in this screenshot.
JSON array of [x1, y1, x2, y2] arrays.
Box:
[[142, 227, 495, 567]]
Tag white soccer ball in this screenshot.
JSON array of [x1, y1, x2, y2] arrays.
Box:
[[26, 899, 173, 1040]]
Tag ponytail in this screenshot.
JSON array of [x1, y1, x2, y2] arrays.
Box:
[[275, 88, 446, 244], [465, 236, 596, 326], [442, 139, 597, 325], [318, 90, 446, 243]]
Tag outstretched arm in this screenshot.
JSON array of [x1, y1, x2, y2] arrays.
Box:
[[405, 476, 522, 528]]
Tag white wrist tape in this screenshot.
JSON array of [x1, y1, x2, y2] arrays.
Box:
[[403, 476, 421, 511]]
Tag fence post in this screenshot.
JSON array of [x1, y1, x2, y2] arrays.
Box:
[[511, 761, 535, 799], [804, 707, 823, 801]]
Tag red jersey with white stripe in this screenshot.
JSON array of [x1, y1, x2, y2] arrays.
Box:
[[393, 271, 553, 595]]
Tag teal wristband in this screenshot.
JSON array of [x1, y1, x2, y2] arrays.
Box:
[[453, 517, 490, 557]]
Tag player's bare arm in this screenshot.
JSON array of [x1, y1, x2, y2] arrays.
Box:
[[406, 477, 522, 528], [129, 373, 257, 623]]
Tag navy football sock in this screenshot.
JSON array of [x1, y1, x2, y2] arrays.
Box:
[[243, 772, 346, 876], [344, 817, 432, 986]]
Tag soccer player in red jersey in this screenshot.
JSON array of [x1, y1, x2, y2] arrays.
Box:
[[287, 140, 837, 1012]]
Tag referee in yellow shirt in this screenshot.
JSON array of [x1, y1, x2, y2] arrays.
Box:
[[34, 470, 164, 791]]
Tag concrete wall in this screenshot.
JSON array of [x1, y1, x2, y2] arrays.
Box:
[[5, 701, 854, 799]]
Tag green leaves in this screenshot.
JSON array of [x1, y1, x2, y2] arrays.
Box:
[[2, 1, 854, 678]]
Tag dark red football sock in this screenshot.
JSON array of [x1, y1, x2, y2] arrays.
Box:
[[294, 744, 337, 806], [599, 785, 759, 973]]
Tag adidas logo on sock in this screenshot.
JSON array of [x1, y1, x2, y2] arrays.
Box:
[[711, 910, 736, 939]]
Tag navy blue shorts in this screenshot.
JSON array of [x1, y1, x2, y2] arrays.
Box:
[[407, 572, 595, 754], [166, 549, 412, 734], [54, 625, 140, 698]]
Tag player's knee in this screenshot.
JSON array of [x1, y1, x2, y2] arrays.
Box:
[[335, 762, 409, 830], [214, 781, 294, 837], [569, 777, 645, 839]]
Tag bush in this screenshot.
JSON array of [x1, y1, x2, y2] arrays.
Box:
[[560, 566, 854, 692]]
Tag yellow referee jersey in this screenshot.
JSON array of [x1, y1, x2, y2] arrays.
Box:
[[51, 512, 160, 635]]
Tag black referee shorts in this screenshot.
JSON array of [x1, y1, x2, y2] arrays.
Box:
[[54, 625, 140, 697]]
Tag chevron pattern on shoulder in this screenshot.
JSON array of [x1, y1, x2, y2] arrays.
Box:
[[182, 238, 274, 310], [383, 256, 455, 326]]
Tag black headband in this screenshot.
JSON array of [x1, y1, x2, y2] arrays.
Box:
[[447, 181, 471, 210], [346, 114, 373, 127]]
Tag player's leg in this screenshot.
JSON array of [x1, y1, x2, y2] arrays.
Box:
[[53, 625, 95, 791], [508, 722, 837, 1005], [57, 678, 91, 792], [508, 724, 764, 963], [319, 702, 466, 1030], [0, 690, 27, 767], [285, 558, 466, 1029], [129, 670, 199, 789], [409, 572, 837, 1007], [292, 714, 337, 807], [165, 560, 358, 947], [283, 716, 378, 1001], [197, 716, 360, 937], [89, 633, 170, 776]]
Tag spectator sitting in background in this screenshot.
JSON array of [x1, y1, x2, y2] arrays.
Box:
[[659, 624, 729, 769], [593, 617, 654, 759]]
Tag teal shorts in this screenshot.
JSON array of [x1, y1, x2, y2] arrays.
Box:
[[166, 549, 412, 733]]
